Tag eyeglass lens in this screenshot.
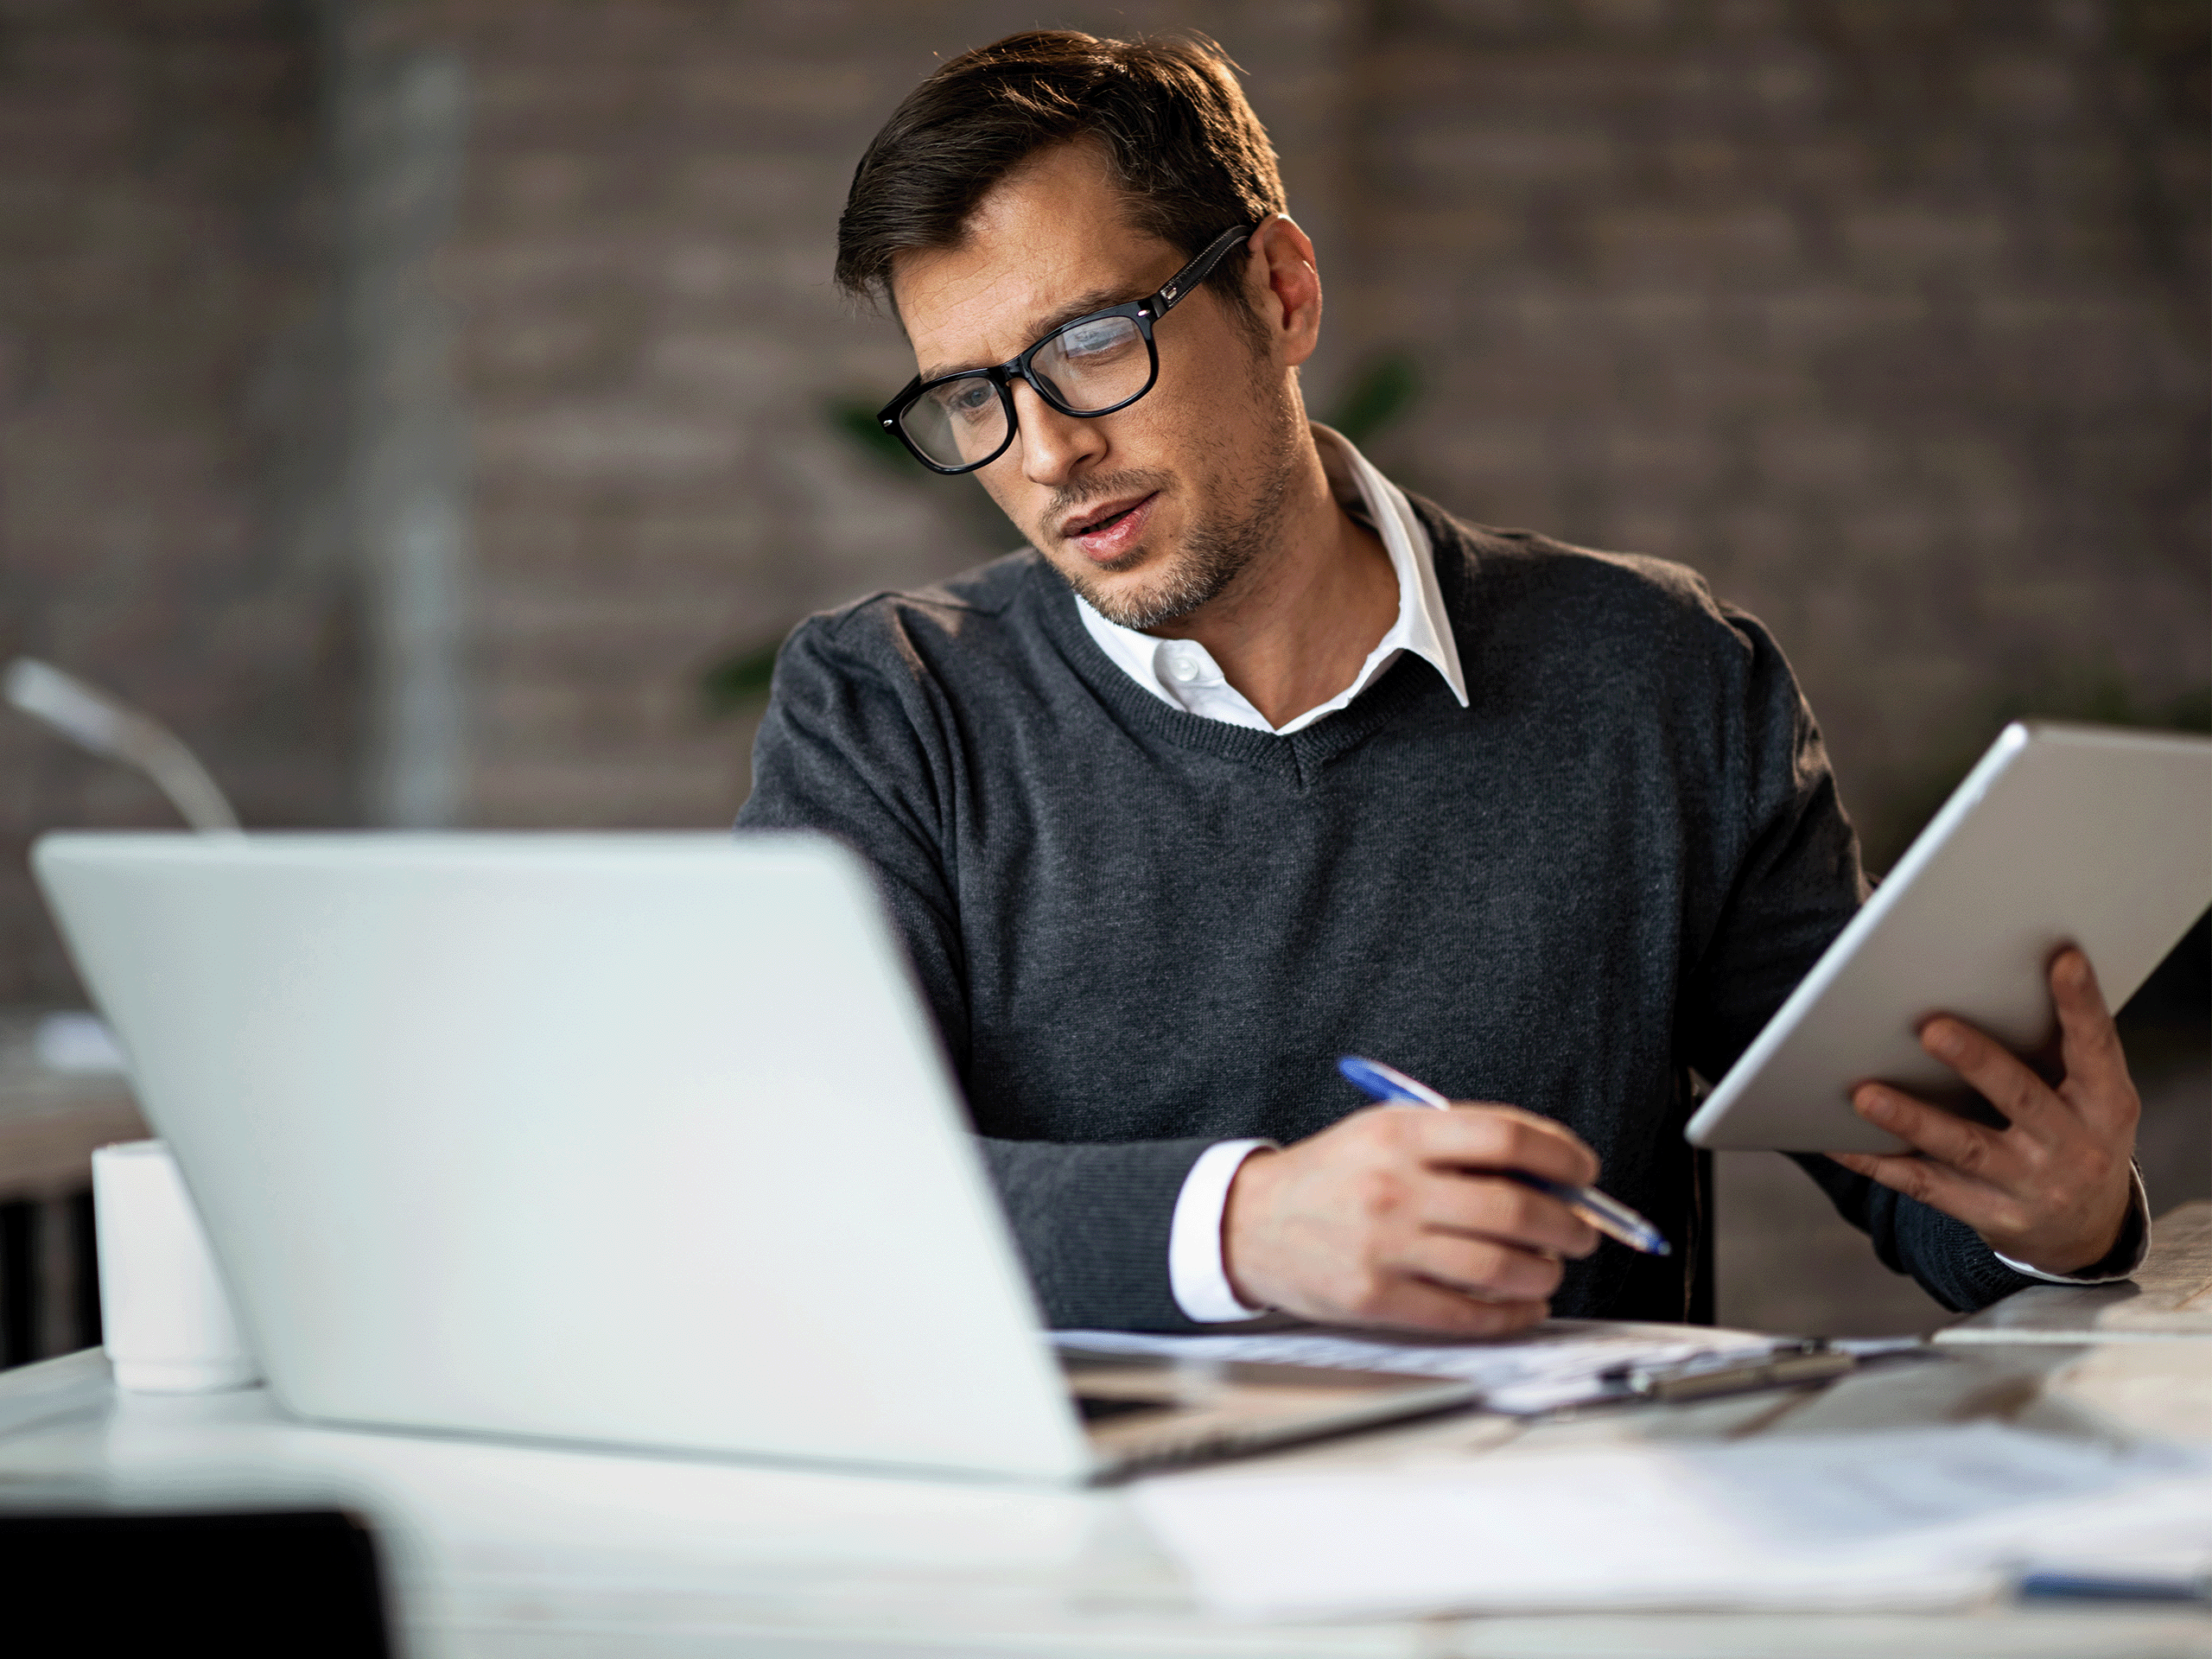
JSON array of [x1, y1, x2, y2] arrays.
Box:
[[897, 313, 1151, 470]]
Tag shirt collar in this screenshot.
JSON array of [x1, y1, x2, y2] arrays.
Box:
[[1073, 423, 1467, 734], [1311, 423, 1467, 710]]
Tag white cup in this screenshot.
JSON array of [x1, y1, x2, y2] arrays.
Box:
[[92, 1140, 259, 1392]]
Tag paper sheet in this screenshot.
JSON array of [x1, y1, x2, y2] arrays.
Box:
[[1055, 1318, 1778, 1414], [1131, 1422, 2211, 1619]]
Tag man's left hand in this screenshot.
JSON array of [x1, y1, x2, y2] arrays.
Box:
[[1831, 947, 2139, 1275]]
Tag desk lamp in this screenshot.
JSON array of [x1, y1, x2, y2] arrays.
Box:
[[4, 657, 239, 834]]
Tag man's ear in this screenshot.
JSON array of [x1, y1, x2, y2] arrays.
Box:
[[1248, 214, 1323, 368]]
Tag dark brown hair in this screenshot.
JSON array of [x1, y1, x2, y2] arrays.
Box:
[[835, 30, 1286, 323]]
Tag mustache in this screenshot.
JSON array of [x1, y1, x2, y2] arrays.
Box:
[[1041, 470, 1174, 529]]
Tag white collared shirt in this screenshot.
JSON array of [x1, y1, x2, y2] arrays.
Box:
[[1077, 425, 1466, 1323], [1085, 429, 2146, 1323]]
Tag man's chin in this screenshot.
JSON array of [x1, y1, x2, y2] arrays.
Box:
[[1061, 551, 1169, 624], [1044, 512, 1253, 632], [1071, 569, 1213, 632]]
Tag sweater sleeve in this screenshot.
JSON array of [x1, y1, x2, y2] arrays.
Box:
[[1675, 605, 2042, 1314], [734, 611, 1215, 1332]]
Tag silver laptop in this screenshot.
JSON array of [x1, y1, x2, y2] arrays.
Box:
[[34, 831, 1470, 1481]]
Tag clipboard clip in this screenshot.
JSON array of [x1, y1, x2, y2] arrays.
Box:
[[1605, 1338, 1874, 1403]]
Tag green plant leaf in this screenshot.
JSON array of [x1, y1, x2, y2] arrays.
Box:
[[1325, 353, 1421, 447], [1864, 663, 2212, 871], [828, 395, 919, 474], [2160, 683, 2211, 734], [700, 639, 784, 716]]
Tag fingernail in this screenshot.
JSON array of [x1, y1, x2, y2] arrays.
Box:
[[1855, 1090, 1894, 1122], [1925, 1023, 1962, 1060]]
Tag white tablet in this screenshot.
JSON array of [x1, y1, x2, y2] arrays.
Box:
[[1685, 721, 2212, 1154]]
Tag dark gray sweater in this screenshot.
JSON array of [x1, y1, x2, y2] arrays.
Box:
[[737, 502, 2048, 1329]]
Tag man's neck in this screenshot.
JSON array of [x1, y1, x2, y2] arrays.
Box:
[[1148, 435, 1396, 729]]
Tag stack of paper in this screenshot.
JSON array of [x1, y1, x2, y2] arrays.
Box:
[[1130, 1423, 2211, 1618], [1056, 1319, 1778, 1415]]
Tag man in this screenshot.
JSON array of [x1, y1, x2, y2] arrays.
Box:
[[739, 31, 2145, 1334]]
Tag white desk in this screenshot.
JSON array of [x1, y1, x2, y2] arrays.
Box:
[[1, 1249, 2207, 1657]]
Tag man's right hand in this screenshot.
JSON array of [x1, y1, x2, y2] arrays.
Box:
[[1221, 1103, 1602, 1335]]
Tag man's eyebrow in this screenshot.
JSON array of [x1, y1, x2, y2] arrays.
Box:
[[918, 284, 1135, 384]]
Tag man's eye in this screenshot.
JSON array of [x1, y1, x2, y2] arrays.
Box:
[[932, 381, 998, 421], [1058, 319, 1136, 359]]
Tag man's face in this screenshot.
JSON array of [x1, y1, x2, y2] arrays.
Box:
[[890, 143, 1303, 630]]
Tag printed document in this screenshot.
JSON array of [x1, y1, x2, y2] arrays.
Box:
[[1055, 1319, 1777, 1414], [1132, 1422, 2210, 1618]]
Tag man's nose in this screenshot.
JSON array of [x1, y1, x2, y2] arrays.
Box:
[[1009, 380, 1105, 486]]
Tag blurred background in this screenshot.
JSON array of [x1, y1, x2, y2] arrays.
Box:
[[0, 0, 2204, 1359]]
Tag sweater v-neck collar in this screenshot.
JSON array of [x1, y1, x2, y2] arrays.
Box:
[[1025, 502, 1475, 784]]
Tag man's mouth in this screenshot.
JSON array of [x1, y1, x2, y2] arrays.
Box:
[[1059, 493, 1159, 562]]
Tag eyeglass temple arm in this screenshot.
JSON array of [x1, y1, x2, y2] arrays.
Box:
[[1151, 224, 1257, 315]]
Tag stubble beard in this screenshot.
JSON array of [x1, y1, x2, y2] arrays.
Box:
[[1049, 372, 1306, 632]]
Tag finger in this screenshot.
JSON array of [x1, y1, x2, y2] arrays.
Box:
[[1421, 1171, 1600, 1258], [1916, 1016, 2065, 1141], [1419, 1105, 1601, 1187], [1829, 1148, 2018, 1235], [1851, 1083, 2021, 1184], [1387, 1229, 1567, 1302], [2049, 949, 2136, 1129]]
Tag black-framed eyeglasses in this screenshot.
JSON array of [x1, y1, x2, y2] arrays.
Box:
[[877, 224, 1255, 475]]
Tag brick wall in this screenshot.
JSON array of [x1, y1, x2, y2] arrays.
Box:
[[1344, 0, 2209, 861], [0, 0, 348, 1003], [346, 0, 1358, 829], [2, 0, 2203, 969], [337, 0, 2206, 850]]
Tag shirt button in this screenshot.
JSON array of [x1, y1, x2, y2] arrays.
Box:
[[1167, 652, 1201, 683]]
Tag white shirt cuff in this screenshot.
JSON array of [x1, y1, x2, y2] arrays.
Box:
[[1167, 1139, 1276, 1322], [1993, 1165, 2152, 1285]]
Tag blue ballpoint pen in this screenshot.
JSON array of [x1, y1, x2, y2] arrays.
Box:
[[1337, 1055, 1671, 1256]]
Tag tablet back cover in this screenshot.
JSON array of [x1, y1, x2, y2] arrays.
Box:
[[1687, 722, 2212, 1153]]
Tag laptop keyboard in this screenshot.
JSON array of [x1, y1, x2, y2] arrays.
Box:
[[1074, 1394, 1175, 1424]]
